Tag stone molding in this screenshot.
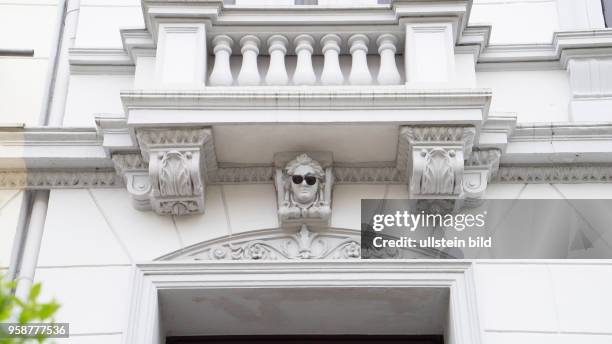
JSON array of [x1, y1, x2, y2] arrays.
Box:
[[138, 0, 471, 47], [126, 261, 482, 344], [0, 170, 122, 189], [121, 87, 492, 112], [74, 23, 610, 73], [495, 165, 612, 183], [3, 164, 612, 190], [214, 165, 404, 184], [476, 29, 612, 70]]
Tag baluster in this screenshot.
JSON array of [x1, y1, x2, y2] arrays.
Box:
[[320, 34, 344, 85], [208, 35, 234, 86], [292, 34, 317, 85], [265, 35, 289, 85], [237, 35, 261, 86], [348, 34, 372, 85], [376, 34, 401, 85]]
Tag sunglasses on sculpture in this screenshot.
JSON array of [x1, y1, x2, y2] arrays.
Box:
[[292, 174, 317, 186]]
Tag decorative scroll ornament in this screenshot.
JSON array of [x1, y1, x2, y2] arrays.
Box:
[[462, 148, 501, 206], [111, 128, 215, 216], [274, 152, 334, 227], [157, 225, 454, 261], [157, 225, 360, 261], [399, 126, 475, 198]]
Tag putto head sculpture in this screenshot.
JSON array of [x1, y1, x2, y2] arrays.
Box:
[[275, 152, 333, 226]]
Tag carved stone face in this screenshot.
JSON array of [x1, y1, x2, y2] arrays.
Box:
[[290, 164, 319, 205]]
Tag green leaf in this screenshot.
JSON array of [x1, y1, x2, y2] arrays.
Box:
[[29, 283, 42, 302], [38, 302, 60, 319], [19, 308, 32, 323]]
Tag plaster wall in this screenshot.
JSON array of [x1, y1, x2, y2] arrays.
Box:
[[0, 0, 58, 125], [475, 261, 612, 343], [470, 0, 560, 44], [476, 70, 571, 123], [32, 184, 612, 343], [74, 0, 143, 49], [36, 184, 612, 267], [0, 190, 23, 269], [3, 1, 612, 344], [63, 74, 134, 126]]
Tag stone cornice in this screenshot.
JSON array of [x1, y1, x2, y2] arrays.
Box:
[[0, 127, 111, 169], [121, 87, 492, 113], [477, 29, 612, 70], [510, 122, 612, 142], [478, 113, 517, 151], [502, 122, 612, 165], [68, 48, 134, 75], [4, 124, 612, 170], [140, 0, 471, 44], [120, 28, 156, 62]]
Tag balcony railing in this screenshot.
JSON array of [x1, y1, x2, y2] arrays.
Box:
[[208, 33, 402, 86]]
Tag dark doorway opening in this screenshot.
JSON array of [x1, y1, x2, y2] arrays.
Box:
[[167, 335, 444, 344]]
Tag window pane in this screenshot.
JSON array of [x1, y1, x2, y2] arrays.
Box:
[[604, 0, 612, 27]]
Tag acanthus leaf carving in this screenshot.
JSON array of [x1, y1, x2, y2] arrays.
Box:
[[400, 126, 472, 197], [109, 128, 215, 216], [149, 149, 204, 216]]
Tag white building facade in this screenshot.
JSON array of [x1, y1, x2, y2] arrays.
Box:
[[1, 0, 612, 343]]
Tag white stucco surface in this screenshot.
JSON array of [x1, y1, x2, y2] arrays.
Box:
[[475, 262, 612, 342], [2, 1, 612, 343], [0, 190, 22, 268], [477, 70, 571, 123]]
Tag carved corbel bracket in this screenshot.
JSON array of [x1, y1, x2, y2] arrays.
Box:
[[462, 148, 501, 205], [398, 126, 476, 198], [273, 152, 333, 228], [111, 128, 216, 216], [112, 154, 152, 211]]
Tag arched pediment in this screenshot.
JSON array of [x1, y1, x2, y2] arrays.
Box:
[[156, 225, 451, 261]]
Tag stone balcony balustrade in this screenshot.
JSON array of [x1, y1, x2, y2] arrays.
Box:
[[133, 0, 472, 89], [208, 32, 403, 86]]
